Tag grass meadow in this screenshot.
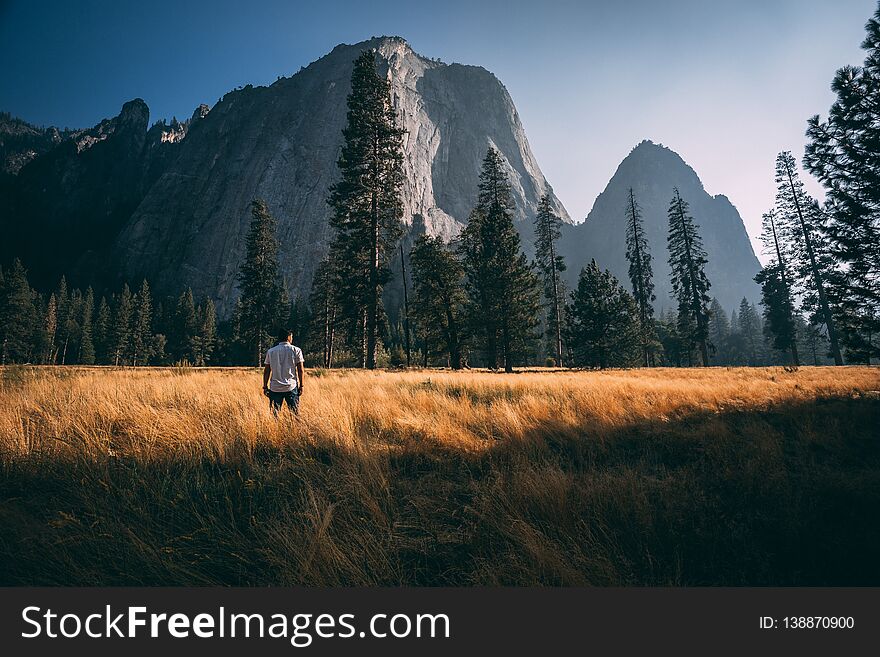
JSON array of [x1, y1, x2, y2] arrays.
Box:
[[0, 365, 878, 586]]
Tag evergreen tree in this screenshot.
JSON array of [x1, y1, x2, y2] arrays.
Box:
[[656, 309, 685, 367], [236, 199, 288, 366], [0, 260, 37, 364], [796, 317, 831, 366], [738, 298, 763, 366], [756, 264, 800, 364], [327, 49, 405, 370], [309, 257, 342, 368], [624, 187, 658, 366], [666, 188, 712, 366], [533, 194, 566, 366], [54, 276, 74, 364], [773, 151, 843, 364], [79, 287, 95, 365], [131, 280, 155, 366], [194, 298, 217, 366], [94, 297, 111, 364], [457, 148, 542, 372], [804, 7, 880, 363], [410, 235, 467, 369], [565, 260, 641, 369], [708, 298, 730, 364], [112, 284, 133, 366], [171, 288, 198, 362], [756, 209, 800, 365], [43, 293, 58, 364]]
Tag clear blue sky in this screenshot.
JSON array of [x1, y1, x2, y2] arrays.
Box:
[[1, 0, 877, 260]]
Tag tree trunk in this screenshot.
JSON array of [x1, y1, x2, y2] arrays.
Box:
[[446, 307, 462, 370], [676, 196, 708, 367], [400, 243, 412, 368], [783, 162, 843, 365], [630, 189, 650, 368], [546, 212, 563, 367], [502, 320, 513, 373]]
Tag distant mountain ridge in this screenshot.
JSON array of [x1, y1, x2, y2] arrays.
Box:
[[1, 39, 760, 317]]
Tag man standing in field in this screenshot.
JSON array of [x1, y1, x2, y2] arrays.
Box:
[[263, 328, 305, 415]]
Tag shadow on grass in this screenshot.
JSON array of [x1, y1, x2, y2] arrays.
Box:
[[0, 395, 878, 586]]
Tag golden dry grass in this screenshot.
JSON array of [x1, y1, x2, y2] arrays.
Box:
[[1, 365, 879, 585]]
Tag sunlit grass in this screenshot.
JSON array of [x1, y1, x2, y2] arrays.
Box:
[[1, 365, 878, 585]]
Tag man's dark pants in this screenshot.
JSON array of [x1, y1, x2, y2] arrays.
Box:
[[267, 390, 300, 415]]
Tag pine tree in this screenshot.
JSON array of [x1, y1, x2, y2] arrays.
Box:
[[79, 287, 95, 365], [0, 260, 37, 364], [171, 288, 198, 362], [666, 188, 712, 366], [565, 260, 641, 369], [54, 276, 73, 365], [757, 209, 800, 364], [410, 235, 467, 369], [236, 199, 288, 366], [131, 280, 154, 366], [194, 298, 217, 366], [656, 309, 685, 367], [708, 298, 730, 364], [43, 293, 58, 364], [309, 257, 342, 368], [738, 297, 763, 366], [457, 148, 542, 372], [756, 264, 800, 365], [624, 187, 658, 366], [804, 7, 880, 363], [533, 194, 566, 366], [327, 49, 405, 370], [112, 284, 133, 366], [94, 297, 111, 364], [773, 151, 843, 364]]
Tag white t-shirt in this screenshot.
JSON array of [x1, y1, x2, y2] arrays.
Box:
[[264, 342, 304, 392]]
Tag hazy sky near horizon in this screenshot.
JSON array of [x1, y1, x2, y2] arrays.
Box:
[[1, 0, 877, 261]]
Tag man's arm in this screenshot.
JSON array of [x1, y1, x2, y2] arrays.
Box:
[[262, 365, 271, 392], [296, 362, 305, 395]]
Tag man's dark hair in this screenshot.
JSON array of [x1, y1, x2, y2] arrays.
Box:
[[277, 328, 293, 342]]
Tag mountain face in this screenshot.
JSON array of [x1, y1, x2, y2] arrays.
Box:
[[558, 141, 761, 313], [1, 39, 761, 320], [0, 101, 208, 289], [111, 36, 568, 316]]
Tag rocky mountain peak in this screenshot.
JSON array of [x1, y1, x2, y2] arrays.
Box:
[[558, 140, 761, 313]]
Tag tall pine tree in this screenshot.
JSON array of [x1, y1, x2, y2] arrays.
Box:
[[756, 264, 800, 365], [457, 148, 541, 372], [112, 284, 133, 366], [309, 257, 343, 368], [410, 235, 467, 369], [565, 260, 641, 369], [666, 188, 712, 366], [0, 260, 37, 364], [533, 194, 566, 366], [624, 187, 657, 366], [327, 49, 405, 370], [756, 209, 800, 365], [773, 151, 843, 364], [79, 287, 96, 365], [131, 280, 155, 366], [236, 199, 288, 366], [804, 6, 880, 363]]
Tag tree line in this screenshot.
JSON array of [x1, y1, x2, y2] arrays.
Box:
[[0, 268, 217, 366]]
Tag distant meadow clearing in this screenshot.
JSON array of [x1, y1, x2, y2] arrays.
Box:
[[0, 365, 878, 585]]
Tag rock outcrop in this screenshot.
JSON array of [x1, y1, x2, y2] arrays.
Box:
[[113, 36, 568, 316]]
